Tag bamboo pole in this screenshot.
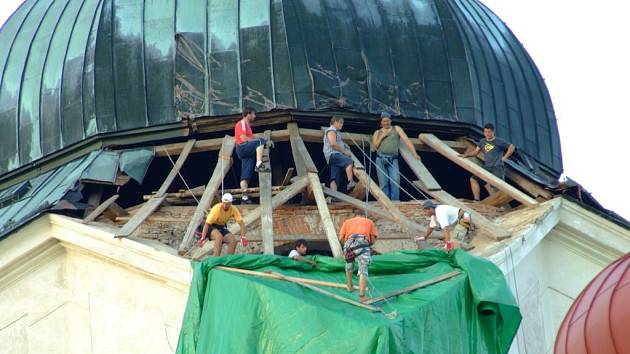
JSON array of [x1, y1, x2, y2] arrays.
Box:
[[269, 271, 380, 312], [215, 266, 359, 290], [362, 270, 461, 305]]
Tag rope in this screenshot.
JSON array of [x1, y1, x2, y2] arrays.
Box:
[[160, 145, 201, 205], [346, 133, 431, 201]]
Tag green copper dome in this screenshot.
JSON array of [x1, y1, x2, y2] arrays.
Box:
[[0, 0, 561, 175]]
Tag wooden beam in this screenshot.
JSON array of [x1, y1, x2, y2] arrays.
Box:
[[155, 129, 289, 157], [419, 133, 537, 206], [270, 271, 380, 312], [179, 136, 235, 253], [82, 194, 119, 223], [363, 271, 461, 305], [288, 123, 317, 174], [399, 145, 441, 191], [400, 149, 511, 240], [308, 172, 344, 258], [298, 128, 467, 152], [115, 196, 165, 237], [280, 167, 295, 186], [259, 130, 274, 254], [83, 185, 104, 218], [481, 190, 514, 207], [144, 185, 287, 200], [155, 139, 196, 197], [457, 138, 553, 200], [322, 186, 396, 222], [191, 177, 309, 259], [116, 139, 196, 238]]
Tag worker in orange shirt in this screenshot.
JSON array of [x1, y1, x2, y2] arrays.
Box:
[[339, 209, 378, 302]]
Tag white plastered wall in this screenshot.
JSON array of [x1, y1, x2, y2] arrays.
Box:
[[0, 215, 191, 354]]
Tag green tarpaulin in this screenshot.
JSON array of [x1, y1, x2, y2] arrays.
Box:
[[176, 250, 521, 354]]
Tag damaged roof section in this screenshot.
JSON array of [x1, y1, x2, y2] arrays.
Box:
[[0, 148, 153, 239]]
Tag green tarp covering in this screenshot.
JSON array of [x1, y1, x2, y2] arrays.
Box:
[[176, 250, 521, 354]]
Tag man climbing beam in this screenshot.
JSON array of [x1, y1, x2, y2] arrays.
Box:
[[199, 193, 247, 256], [235, 107, 272, 204], [459, 123, 515, 202], [418, 201, 473, 252], [339, 209, 378, 302], [323, 116, 358, 194]]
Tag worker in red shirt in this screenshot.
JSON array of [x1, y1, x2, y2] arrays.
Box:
[[234, 107, 270, 204], [339, 209, 378, 302]]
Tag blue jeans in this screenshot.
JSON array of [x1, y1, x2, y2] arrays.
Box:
[[376, 154, 400, 201]]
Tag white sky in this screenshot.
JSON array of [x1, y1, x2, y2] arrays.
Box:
[[1, 0, 628, 220]]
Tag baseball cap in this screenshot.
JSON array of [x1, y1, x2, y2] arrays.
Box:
[[221, 193, 234, 203], [380, 111, 391, 118], [422, 200, 437, 209]]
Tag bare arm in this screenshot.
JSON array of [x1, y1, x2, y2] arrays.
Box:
[[459, 146, 481, 158], [502, 144, 515, 162], [238, 220, 246, 237], [292, 255, 317, 266], [372, 131, 381, 151], [327, 130, 351, 156], [395, 126, 420, 159], [201, 223, 210, 240]]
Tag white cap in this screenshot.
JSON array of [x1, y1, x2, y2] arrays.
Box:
[[221, 193, 233, 203]]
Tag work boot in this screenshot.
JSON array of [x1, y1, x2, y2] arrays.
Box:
[[241, 195, 253, 204]]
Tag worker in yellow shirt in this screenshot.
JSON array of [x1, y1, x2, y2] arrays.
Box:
[[199, 193, 246, 256]]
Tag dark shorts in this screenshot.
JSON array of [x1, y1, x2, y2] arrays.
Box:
[[236, 138, 267, 182], [472, 164, 505, 182], [329, 153, 353, 184], [209, 224, 232, 239]]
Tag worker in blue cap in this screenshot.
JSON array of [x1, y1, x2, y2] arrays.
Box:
[[371, 111, 420, 200]]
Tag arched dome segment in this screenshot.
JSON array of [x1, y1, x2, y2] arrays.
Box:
[[0, 0, 562, 176]]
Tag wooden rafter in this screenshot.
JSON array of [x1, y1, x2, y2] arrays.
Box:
[[419, 133, 537, 206], [458, 137, 553, 200], [191, 176, 310, 259], [289, 122, 343, 257], [178, 136, 235, 254], [298, 128, 467, 152], [82, 194, 120, 224], [322, 186, 396, 222], [399, 145, 511, 240], [348, 151, 423, 234], [116, 139, 196, 237], [259, 130, 274, 254]]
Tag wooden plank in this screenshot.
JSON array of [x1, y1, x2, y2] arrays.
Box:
[[191, 177, 309, 259], [399, 145, 441, 191], [215, 266, 360, 290], [154, 130, 289, 157], [348, 178, 366, 200], [288, 123, 317, 173], [308, 172, 344, 258], [83, 185, 104, 218], [82, 194, 119, 223], [155, 139, 196, 197], [270, 271, 380, 312], [363, 271, 461, 305], [144, 185, 288, 200], [259, 130, 274, 254], [298, 128, 467, 152], [481, 190, 514, 207], [322, 186, 396, 222], [107, 202, 128, 217], [457, 137, 553, 200], [280, 168, 294, 186], [419, 133, 537, 206], [115, 196, 166, 237], [178, 136, 235, 253]]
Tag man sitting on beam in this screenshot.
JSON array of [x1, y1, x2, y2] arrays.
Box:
[[235, 107, 271, 204]]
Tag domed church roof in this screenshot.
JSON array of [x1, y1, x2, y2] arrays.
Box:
[[0, 0, 561, 176]]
